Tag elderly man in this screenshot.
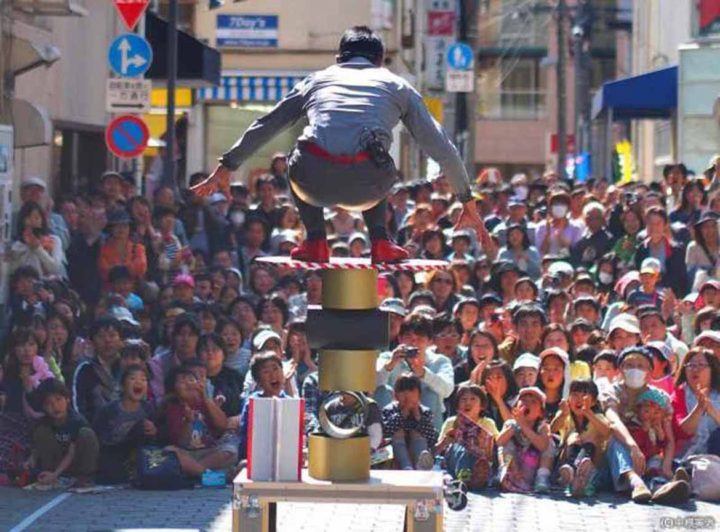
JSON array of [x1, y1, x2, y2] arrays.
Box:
[[570, 201, 614, 268], [192, 26, 483, 263]]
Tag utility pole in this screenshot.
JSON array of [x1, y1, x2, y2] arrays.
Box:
[[572, 0, 592, 167], [556, 0, 567, 180], [0, 0, 11, 125], [163, 0, 179, 194], [455, 0, 478, 176]]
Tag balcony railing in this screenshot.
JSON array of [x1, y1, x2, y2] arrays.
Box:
[[477, 90, 547, 120]]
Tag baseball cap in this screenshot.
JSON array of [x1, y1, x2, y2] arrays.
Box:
[[253, 329, 282, 352], [109, 306, 139, 327], [617, 345, 653, 367], [173, 273, 195, 289], [548, 261, 574, 279], [453, 297, 480, 315], [379, 297, 407, 317], [609, 313, 641, 335], [508, 196, 525, 208], [700, 279, 720, 293], [410, 304, 437, 320], [513, 353, 540, 372], [21, 176, 47, 190], [517, 386, 547, 408], [640, 258, 661, 275]]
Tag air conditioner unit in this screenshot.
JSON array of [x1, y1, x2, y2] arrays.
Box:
[[12, 0, 88, 17]]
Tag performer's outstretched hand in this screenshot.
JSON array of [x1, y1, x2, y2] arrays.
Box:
[[456, 200, 496, 256], [190, 164, 232, 199], [455, 200, 486, 236]]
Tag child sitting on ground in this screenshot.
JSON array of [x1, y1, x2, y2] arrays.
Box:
[[93, 365, 157, 483], [31, 379, 99, 487], [551, 379, 612, 497], [162, 367, 237, 479], [628, 387, 674, 481], [382, 373, 438, 470], [435, 383, 497, 489], [497, 386, 552, 494]]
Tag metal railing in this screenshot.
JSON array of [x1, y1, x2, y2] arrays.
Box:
[[477, 90, 547, 120]]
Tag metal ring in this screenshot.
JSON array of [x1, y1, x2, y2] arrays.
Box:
[[317, 391, 369, 439]]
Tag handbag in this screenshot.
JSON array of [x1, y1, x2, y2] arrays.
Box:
[[133, 446, 194, 490], [684, 454, 720, 501]]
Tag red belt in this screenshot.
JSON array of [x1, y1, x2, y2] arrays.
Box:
[[299, 141, 370, 165]]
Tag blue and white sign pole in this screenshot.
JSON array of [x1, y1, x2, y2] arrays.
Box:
[[108, 33, 153, 78]]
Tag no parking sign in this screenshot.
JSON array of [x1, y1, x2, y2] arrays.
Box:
[[105, 115, 149, 159]]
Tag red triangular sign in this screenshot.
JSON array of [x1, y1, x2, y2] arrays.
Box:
[[114, 0, 150, 31]]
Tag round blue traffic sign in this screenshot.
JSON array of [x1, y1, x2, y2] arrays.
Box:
[[108, 33, 153, 78], [446, 43, 474, 71], [105, 115, 149, 158]]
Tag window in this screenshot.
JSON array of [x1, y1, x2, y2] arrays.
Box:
[[478, 57, 546, 119]]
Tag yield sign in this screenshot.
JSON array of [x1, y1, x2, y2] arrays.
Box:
[[114, 0, 150, 31]]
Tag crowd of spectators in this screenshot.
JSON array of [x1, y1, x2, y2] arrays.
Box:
[[1, 156, 719, 507]]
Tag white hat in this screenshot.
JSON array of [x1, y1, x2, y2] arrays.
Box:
[[21, 176, 46, 190], [609, 313, 641, 335], [513, 353, 540, 372], [640, 257, 661, 275], [252, 329, 282, 352], [694, 330, 720, 346]]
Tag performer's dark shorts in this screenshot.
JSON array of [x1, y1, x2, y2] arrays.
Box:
[[288, 145, 398, 211]]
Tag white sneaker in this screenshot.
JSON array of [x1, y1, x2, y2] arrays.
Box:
[[416, 450, 434, 470]]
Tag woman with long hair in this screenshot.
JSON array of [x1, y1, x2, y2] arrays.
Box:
[[670, 178, 705, 226], [9, 202, 66, 278], [671, 348, 720, 457], [686, 212, 720, 288], [498, 224, 541, 278]]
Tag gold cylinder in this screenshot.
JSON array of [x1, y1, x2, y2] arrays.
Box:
[[322, 269, 378, 310], [308, 434, 370, 481], [318, 349, 378, 392]]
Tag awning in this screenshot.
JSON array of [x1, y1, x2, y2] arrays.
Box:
[[145, 11, 220, 88], [592, 66, 678, 120], [196, 72, 309, 102]]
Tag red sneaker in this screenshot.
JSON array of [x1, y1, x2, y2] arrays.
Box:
[[290, 239, 330, 263], [371, 239, 409, 264]]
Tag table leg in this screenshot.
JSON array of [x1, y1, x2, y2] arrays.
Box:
[[233, 498, 271, 532], [404, 501, 443, 532]]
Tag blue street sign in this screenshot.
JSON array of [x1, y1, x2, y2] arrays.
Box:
[[446, 43, 474, 71], [108, 33, 153, 78], [105, 115, 149, 158]]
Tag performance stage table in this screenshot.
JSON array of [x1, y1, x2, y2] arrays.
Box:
[[233, 469, 444, 532]]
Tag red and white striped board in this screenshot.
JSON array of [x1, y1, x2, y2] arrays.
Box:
[[255, 256, 449, 272]]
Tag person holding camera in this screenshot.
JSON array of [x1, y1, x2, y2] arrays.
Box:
[[9, 201, 66, 279], [375, 314, 454, 432]]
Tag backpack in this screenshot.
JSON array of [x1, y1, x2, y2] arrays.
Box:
[[133, 447, 194, 490], [684, 454, 720, 501]]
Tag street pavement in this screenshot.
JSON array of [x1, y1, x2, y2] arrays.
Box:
[[0, 486, 717, 531]]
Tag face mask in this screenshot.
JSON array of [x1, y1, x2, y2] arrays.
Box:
[[515, 186, 528, 200], [231, 212, 245, 226], [551, 204, 568, 219], [623, 368, 647, 389], [599, 271, 613, 285]]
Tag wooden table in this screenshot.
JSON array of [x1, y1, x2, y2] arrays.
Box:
[[233, 469, 444, 532]]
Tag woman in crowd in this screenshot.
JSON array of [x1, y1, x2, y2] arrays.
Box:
[[498, 225, 541, 279], [9, 202, 66, 279]]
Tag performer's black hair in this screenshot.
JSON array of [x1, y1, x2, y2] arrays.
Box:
[[337, 26, 384, 65]]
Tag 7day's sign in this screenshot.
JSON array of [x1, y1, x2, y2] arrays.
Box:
[[216, 15, 279, 48]]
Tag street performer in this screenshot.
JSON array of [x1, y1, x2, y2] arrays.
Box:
[[192, 26, 486, 263]]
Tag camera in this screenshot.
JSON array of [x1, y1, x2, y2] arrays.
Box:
[[403, 347, 419, 359]]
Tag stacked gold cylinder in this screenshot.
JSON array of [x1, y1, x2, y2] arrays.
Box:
[[308, 268, 379, 481]]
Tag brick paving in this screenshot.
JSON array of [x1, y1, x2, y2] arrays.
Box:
[[1, 486, 717, 531]]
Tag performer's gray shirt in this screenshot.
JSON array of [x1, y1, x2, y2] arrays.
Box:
[[220, 57, 472, 201]]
